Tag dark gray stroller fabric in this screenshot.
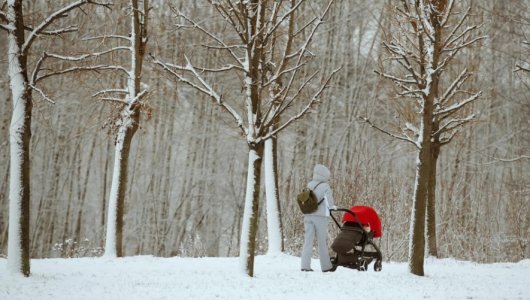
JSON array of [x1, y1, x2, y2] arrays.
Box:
[[331, 223, 363, 253]]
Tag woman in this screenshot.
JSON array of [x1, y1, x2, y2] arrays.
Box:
[[301, 164, 337, 272]]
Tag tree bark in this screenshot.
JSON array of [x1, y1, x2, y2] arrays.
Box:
[[6, 0, 32, 277], [427, 140, 440, 257], [240, 143, 264, 277]]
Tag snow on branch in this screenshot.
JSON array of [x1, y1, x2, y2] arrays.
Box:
[[263, 0, 304, 41], [151, 54, 247, 135], [259, 68, 340, 142], [435, 91, 481, 119], [441, 6, 471, 50], [359, 116, 419, 148], [31, 50, 130, 84], [435, 68, 469, 105], [417, 0, 435, 41], [265, 69, 319, 125], [491, 156, 530, 163], [23, 25, 79, 36], [268, 0, 334, 117], [82, 34, 131, 41], [22, 0, 112, 53], [172, 6, 244, 68], [434, 113, 475, 137], [92, 89, 128, 97], [381, 41, 421, 84], [0, 23, 8, 32], [29, 84, 55, 104]]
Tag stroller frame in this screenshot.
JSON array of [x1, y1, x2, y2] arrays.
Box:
[[330, 208, 383, 272]]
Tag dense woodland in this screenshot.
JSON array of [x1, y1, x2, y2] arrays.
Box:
[[0, 0, 528, 275]]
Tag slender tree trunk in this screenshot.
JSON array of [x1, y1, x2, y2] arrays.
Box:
[[240, 143, 264, 277], [264, 134, 282, 254], [409, 114, 434, 276], [6, 0, 32, 276], [103, 0, 146, 257], [104, 115, 138, 257], [427, 141, 440, 257]]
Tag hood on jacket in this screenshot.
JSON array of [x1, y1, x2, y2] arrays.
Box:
[[312, 164, 330, 182]]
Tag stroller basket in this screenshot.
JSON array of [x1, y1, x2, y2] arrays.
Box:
[[330, 208, 383, 272]]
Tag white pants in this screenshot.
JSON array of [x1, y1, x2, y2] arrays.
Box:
[[301, 215, 332, 271]]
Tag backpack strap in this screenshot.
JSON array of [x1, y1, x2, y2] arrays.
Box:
[[312, 182, 325, 205]]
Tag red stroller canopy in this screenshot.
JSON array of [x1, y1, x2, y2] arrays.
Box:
[[342, 205, 382, 238]]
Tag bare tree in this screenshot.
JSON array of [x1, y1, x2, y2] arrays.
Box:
[[153, 0, 338, 276], [0, 0, 109, 276], [41, 0, 150, 257], [364, 0, 485, 275]]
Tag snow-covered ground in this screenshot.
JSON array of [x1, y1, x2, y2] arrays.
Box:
[[1, 254, 528, 300]]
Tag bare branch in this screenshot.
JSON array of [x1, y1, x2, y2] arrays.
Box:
[[496, 156, 530, 162], [190, 64, 245, 73], [24, 25, 78, 35], [439, 0, 455, 27], [435, 114, 475, 136], [92, 89, 128, 97], [436, 68, 469, 105], [151, 54, 247, 135], [263, 0, 304, 41], [36, 65, 128, 82], [441, 7, 471, 49], [375, 70, 417, 85], [439, 129, 458, 145], [359, 116, 419, 148], [29, 84, 56, 104], [436, 91, 481, 119], [173, 6, 244, 68], [23, 0, 89, 53], [82, 34, 130, 41], [259, 68, 340, 141], [98, 97, 128, 104], [265, 69, 319, 126], [515, 64, 530, 73]]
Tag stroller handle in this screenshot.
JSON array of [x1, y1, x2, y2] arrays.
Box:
[[329, 208, 368, 233]]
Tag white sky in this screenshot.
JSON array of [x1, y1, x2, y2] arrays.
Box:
[[1, 254, 528, 300]]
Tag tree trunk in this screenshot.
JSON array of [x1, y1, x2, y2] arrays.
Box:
[[427, 141, 440, 257], [264, 135, 282, 254], [240, 142, 264, 277], [409, 117, 434, 276], [6, 0, 32, 277], [104, 113, 139, 257], [103, 0, 146, 257]]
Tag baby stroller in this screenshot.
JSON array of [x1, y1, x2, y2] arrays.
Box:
[[330, 206, 383, 272]]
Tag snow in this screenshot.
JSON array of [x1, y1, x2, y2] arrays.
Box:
[[0, 255, 528, 300]]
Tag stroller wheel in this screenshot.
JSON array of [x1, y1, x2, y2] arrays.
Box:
[[357, 259, 368, 271], [374, 260, 382, 272]]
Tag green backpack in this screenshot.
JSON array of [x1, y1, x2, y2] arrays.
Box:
[[297, 182, 324, 214]]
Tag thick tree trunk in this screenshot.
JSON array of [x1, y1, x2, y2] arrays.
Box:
[[6, 0, 32, 277], [427, 142, 440, 257], [240, 143, 264, 277]]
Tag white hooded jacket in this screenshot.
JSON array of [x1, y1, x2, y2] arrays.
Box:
[[306, 164, 335, 217]]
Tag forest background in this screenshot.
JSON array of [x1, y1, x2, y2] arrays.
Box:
[[0, 0, 528, 265]]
